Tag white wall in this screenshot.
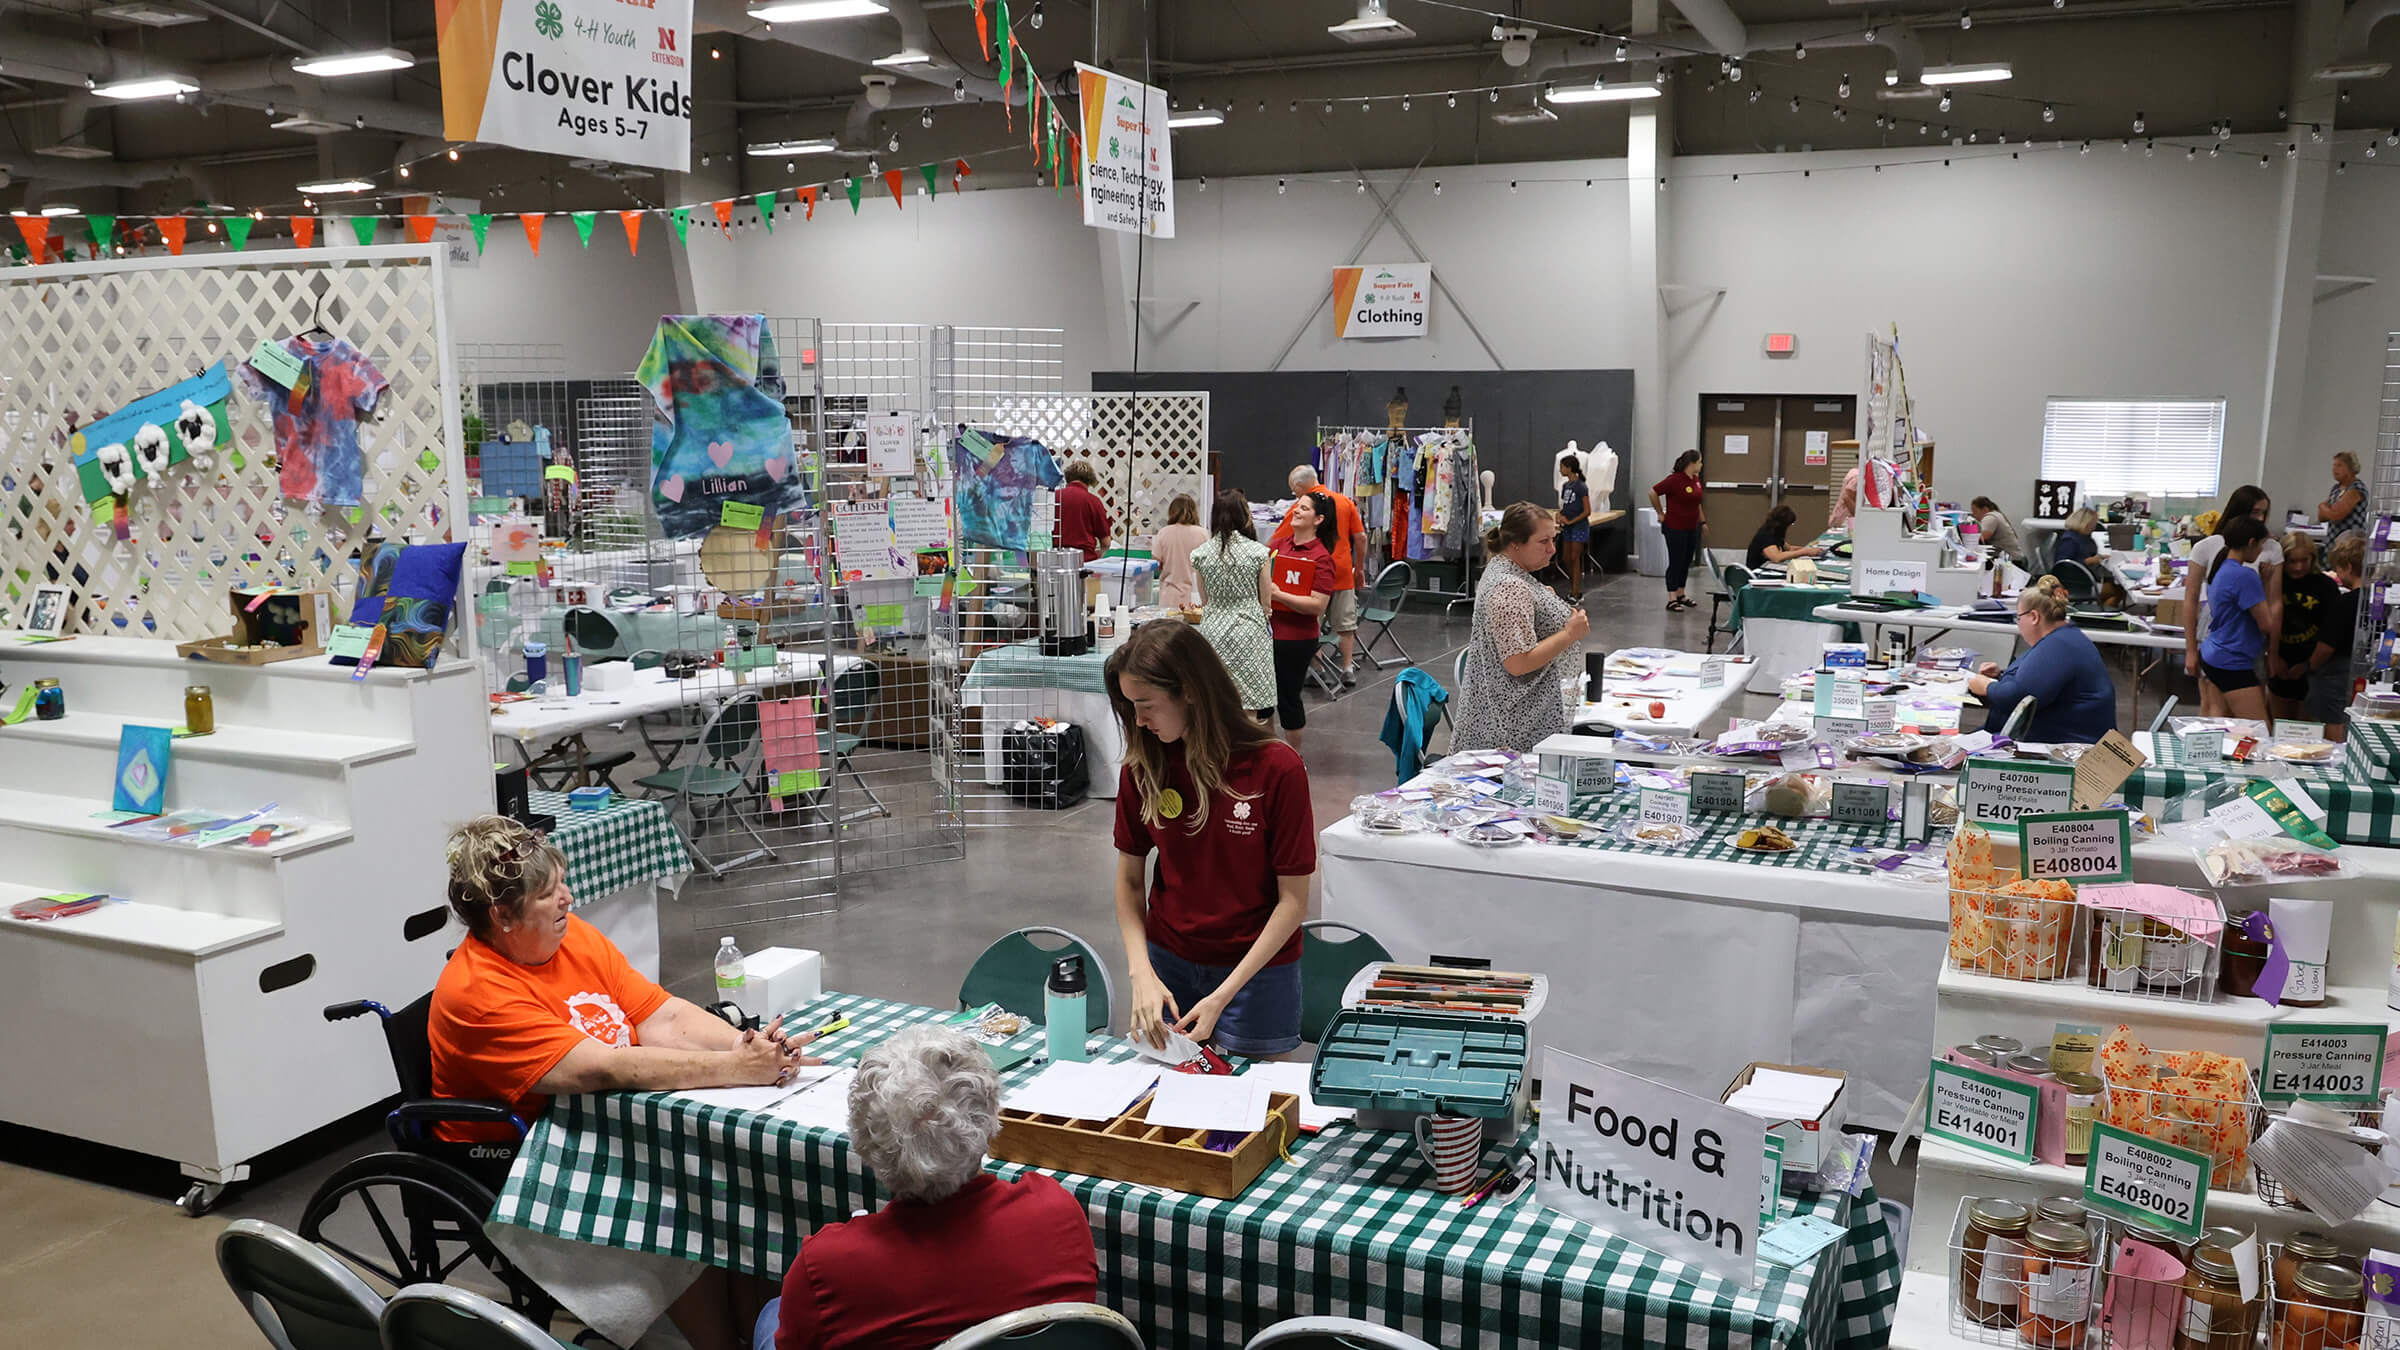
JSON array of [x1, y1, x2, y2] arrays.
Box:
[[445, 221, 686, 379], [2300, 165, 2400, 518]]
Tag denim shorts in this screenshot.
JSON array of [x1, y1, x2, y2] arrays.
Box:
[[1147, 942, 1302, 1057]]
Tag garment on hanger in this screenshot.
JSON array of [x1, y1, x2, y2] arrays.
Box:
[[636, 314, 802, 539], [949, 428, 1064, 552], [237, 334, 389, 508]]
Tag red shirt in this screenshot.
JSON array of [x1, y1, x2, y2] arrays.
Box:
[[1267, 537, 1335, 641], [1114, 740, 1314, 967], [1056, 482, 1112, 562], [774, 1174, 1097, 1350], [1271, 491, 1367, 588], [1653, 471, 1705, 531]]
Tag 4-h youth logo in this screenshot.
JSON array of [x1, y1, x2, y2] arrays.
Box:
[[535, 0, 565, 39]]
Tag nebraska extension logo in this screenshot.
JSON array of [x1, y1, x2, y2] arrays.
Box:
[[653, 23, 685, 66]]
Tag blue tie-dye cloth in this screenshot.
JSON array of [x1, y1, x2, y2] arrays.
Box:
[[950, 428, 1063, 552], [636, 315, 806, 538]]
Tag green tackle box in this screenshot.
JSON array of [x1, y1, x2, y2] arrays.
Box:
[[1309, 1007, 1533, 1143]]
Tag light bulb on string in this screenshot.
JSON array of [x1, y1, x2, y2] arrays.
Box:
[[1615, 40, 1628, 61], [448, 146, 461, 161], [1433, 180, 1442, 194], [1289, 100, 1298, 113], [2370, 142, 2381, 158], [1834, 106, 1846, 121], [2310, 124, 2324, 142], [2339, 160, 2348, 173], [1938, 92, 1951, 112], [1864, 25, 1877, 41], [1794, 43, 1805, 60], [2120, 138, 2129, 151], [786, 160, 795, 173], [2218, 122, 2232, 141], [953, 78, 966, 101], [1447, 93, 1457, 107], [1403, 96, 1411, 111], [2386, 130, 2397, 145], [1198, 176, 1206, 191], [206, 219, 217, 233], [2132, 112, 2145, 134], [2261, 154, 2271, 167], [2145, 139, 2155, 156], [399, 164, 410, 178], [1960, 9, 1971, 26], [888, 131, 901, 151], [1361, 97, 1370, 111], [2042, 104, 2055, 123], [1919, 122, 1929, 135], [1029, 0, 1043, 28], [1355, 179, 1366, 193], [1789, 96, 1801, 113], [1729, 58, 1743, 81], [252, 208, 263, 220], [1510, 180, 1518, 192], [1277, 178, 1286, 195], [2277, 105, 2287, 120], [921, 107, 934, 128], [867, 157, 879, 174], [2287, 142, 2299, 158], [2079, 140, 2089, 154], [1655, 67, 1667, 85], [2209, 143, 2220, 157], [1326, 100, 1334, 115], [1967, 130, 1978, 143], [1749, 87, 1760, 104], [2342, 89, 2353, 104], [1838, 74, 1851, 98], [2188, 146, 2197, 160], [1489, 89, 1499, 102]]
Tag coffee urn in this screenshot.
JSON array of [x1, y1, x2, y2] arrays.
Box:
[[1035, 549, 1092, 656]]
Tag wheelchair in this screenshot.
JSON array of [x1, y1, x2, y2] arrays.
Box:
[[301, 994, 566, 1331]]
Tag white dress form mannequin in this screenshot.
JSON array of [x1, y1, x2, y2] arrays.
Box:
[[1584, 441, 1620, 514], [1552, 440, 1581, 497], [1479, 468, 1496, 516]]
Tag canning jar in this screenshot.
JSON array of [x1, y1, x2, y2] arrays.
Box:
[[2049, 1031, 2100, 1077], [32, 677, 63, 720], [2020, 1220, 2097, 1348], [1962, 1198, 2034, 1327], [184, 684, 214, 735], [2179, 1243, 2261, 1350], [1978, 1034, 2027, 1058], [2034, 1197, 2091, 1229], [2274, 1233, 2349, 1301], [2058, 1073, 2104, 1161], [2006, 1051, 2059, 1080], [2273, 1262, 2364, 1350]]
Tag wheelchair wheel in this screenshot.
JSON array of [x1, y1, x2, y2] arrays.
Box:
[[298, 1151, 557, 1326]]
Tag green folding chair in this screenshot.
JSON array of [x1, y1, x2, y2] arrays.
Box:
[[633, 691, 778, 878], [1299, 920, 1392, 1045], [958, 926, 1116, 1033], [216, 1219, 386, 1350], [1356, 562, 1416, 670], [933, 1303, 1146, 1350]]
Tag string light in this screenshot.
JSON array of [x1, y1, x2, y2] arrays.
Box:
[[1029, 0, 1043, 28], [1402, 96, 1411, 111], [1794, 43, 1805, 60], [1938, 92, 1952, 112], [1448, 94, 1457, 107], [2386, 130, 2397, 145], [448, 146, 461, 161], [2310, 124, 2324, 142], [954, 78, 965, 101], [1615, 40, 1627, 60], [1749, 87, 1761, 104], [2370, 142, 2381, 158], [1728, 58, 1743, 81], [2079, 140, 2089, 154], [921, 107, 934, 128], [399, 164, 410, 178], [2042, 104, 2055, 123], [1789, 96, 1801, 113], [1434, 180, 1442, 194], [1960, 9, 1971, 27], [1838, 73, 1851, 99], [2145, 139, 2154, 156], [888, 130, 900, 152], [2132, 112, 2145, 134], [2260, 154, 2271, 167], [1863, 25, 1877, 41], [1277, 178, 1286, 194], [1356, 179, 1366, 193], [2287, 142, 2299, 158], [1488, 89, 1498, 102], [1197, 176, 1206, 191]]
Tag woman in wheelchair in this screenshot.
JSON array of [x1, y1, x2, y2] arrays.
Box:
[[430, 815, 817, 1350]]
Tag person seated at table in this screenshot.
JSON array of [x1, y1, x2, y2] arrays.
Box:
[[1969, 497, 2027, 567], [430, 815, 816, 1350], [2197, 516, 2282, 722], [1965, 577, 2116, 744], [2051, 508, 2101, 568], [757, 1026, 1097, 1350], [1745, 504, 1824, 569], [1108, 620, 1314, 1058]]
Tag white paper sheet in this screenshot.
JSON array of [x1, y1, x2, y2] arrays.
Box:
[[1145, 1071, 1269, 1133], [1241, 1061, 1354, 1131], [1004, 1061, 1160, 1122], [1725, 1067, 1844, 1121], [761, 1068, 858, 1133], [667, 1082, 806, 1112]]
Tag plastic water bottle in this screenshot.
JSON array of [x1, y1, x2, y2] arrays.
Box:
[[1045, 955, 1090, 1062], [714, 936, 749, 1020]]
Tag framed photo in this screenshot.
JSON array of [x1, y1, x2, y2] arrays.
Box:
[[23, 584, 70, 637]]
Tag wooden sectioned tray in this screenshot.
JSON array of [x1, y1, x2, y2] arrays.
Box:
[[991, 1086, 1300, 1199]]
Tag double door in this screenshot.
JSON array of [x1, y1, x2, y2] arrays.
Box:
[[1695, 394, 1857, 553]]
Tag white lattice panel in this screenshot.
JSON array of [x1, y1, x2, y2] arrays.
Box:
[[987, 392, 1208, 542], [0, 246, 465, 645]]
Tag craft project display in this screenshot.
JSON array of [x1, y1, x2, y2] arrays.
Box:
[[70, 362, 234, 514], [335, 541, 467, 670], [237, 336, 391, 508], [949, 428, 1063, 552], [637, 315, 807, 538], [113, 725, 172, 815]]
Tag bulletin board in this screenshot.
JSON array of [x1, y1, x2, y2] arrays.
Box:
[[0, 246, 468, 646]]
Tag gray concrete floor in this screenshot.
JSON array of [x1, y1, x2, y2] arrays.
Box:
[[10, 563, 2172, 1347]]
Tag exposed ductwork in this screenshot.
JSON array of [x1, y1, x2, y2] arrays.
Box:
[[2319, 0, 2400, 78], [692, 0, 1029, 108], [0, 25, 446, 143]]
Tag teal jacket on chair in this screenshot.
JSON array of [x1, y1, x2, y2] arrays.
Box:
[[1379, 667, 1451, 782]]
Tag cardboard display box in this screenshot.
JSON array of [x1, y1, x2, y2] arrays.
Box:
[[175, 588, 334, 666], [1720, 1061, 1850, 1172]]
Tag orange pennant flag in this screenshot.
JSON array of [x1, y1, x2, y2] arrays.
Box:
[[712, 199, 733, 233], [291, 216, 317, 248], [12, 214, 48, 262], [884, 169, 905, 208], [157, 216, 188, 255], [619, 210, 643, 254], [796, 186, 819, 220], [522, 213, 544, 256], [407, 215, 438, 245]]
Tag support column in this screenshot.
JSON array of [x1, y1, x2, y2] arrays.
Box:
[[2258, 0, 2340, 502], [1626, 0, 1672, 507]]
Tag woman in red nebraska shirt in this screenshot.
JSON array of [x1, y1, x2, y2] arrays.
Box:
[[763, 1026, 1097, 1350], [1267, 490, 1337, 752], [1649, 449, 1708, 612], [1106, 621, 1314, 1058]]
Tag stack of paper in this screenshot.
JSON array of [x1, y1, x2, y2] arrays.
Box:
[[1724, 1068, 1842, 1123], [1003, 1061, 1161, 1122], [1240, 1061, 1354, 1131], [763, 1067, 858, 1133], [1145, 1071, 1270, 1133]]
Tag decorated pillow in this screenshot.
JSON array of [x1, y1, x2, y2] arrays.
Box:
[[337, 540, 467, 670]]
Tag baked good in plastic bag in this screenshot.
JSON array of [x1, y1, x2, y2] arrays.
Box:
[[2098, 1024, 2253, 1189], [1759, 773, 1832, 818]]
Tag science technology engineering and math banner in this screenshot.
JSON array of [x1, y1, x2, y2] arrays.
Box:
[[439, 0, 693, 173], [1332, 263, 1432, 339], [1076, 62, 1174, 238]]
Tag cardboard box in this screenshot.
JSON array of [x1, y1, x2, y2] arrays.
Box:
[[1720, 1061, 1849, 1172], [175, 588, 334, 665]]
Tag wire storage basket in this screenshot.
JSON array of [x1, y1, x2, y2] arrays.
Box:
[[1949, 881, 2085, 983], [2249, 1089, 2390, 1212], [1946, 1197, 2106, 1348], [2093, 1223, 2213, 1350], [2081, 889, 2227, 1005], [2265, 1243, 2371, 1350], [2102, 1068, 2264, 1195]]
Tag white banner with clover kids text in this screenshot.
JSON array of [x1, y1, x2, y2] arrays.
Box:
[[439, 0, 693, 172]]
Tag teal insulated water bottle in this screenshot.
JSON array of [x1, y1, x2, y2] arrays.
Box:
[[1044, 955, 1090, 1063]]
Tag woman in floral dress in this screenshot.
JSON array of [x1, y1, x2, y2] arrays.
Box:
[[1190, 490, 1278, 718]]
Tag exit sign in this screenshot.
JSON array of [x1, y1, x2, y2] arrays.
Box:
[[1764, 333, 1797, 356]]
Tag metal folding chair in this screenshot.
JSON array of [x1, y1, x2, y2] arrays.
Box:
[[1355, 563, 1416, 670], [1707, 562, 1752, 655], [931, 1303, 1146, 1350], [633, 690, 778, 878]]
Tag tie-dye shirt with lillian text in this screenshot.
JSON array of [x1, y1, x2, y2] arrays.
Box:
[[237, 335, 389, 508]]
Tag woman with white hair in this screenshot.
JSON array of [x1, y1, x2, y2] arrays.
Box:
[[757, 1026, 1098, 1350]]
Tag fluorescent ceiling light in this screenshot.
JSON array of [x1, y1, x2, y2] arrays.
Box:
[[1329, 0, 1413, 42], [295, 178, 376, 194], [870, 49, 933, 68], [747, 0, 886, 21], [291, 48, 416, 78], [747, 138, 840, 156], [1546, 83, 1665, 104], [1168, 109, 1226, 128], [39, 204, 80, 216], [1920, 63, 2013, 84], [93, 74, 199, 100], [2318, 58, 2393, 80], [1490, 105, 1558, 126]]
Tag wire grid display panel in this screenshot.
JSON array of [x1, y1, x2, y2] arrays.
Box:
[[2366, 331, 2400, 683], [0, 246, 463, 644], [979, 392, 1209, 546]]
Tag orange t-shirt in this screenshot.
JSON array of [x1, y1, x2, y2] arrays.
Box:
[[427, 915, 670, 1141]]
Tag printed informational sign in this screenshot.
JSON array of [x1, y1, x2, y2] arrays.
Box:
[[885, 494, 952, 551], [831, 501, 911, 581], [1760, 1139, 1783, 1227], [1332, 263, 1432, 339], [2260, 1024, 2389, 1106], [1804, 431, 1830, 466], [1076, 62, 1174, 237], [1961, 758, 2077, 828], [1691, 770, 1747, 813], [1700, 655, 1728, 689], [1925, 1058, 2039, 1164], [1535, 776, 1572, 814], [1535, 1048, 1766, 1288], [2083, 1123, 2209, 1244], [2019, 809, 2133, 884], [437, 0, 693, 171], [866, 412, 917, 477], [1831, 780, 1892, 825], [2183, 727, 2225, 766], [1813, 672, 1865, 719], [1722, 434, 1751, 457], [1851, 559, 1930, 598], [1638, 787, 1692, 831]]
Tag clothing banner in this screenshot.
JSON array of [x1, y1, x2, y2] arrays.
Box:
[[1333, 263, 1432, 339], [438, 0, 692, 172], [1075, 62, 1173, 238]]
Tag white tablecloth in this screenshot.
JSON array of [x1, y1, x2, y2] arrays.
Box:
[[970, 689, 1125, 799], [489, 652, 862, 746], [1574, 650, 1753, 736], [1320, 820, 1949, 1131]]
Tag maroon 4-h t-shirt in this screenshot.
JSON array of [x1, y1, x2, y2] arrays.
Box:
[[1055, 481, 1112, 561], [1114, 740, 1315, 967]]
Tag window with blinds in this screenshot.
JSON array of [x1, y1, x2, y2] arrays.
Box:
[[2038, 397, 2225, 498]]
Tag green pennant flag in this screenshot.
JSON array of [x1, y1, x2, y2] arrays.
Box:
[[921, 163, 939, 197], [846, 177, 862, 213], [468, 213, 491, 253], [670, 207, 690, 245], [996, 0, 1013, 87], [570, 210, 597, 246], [1047, 121, 1059, 190], [350, 215, 378, 247], [754, 191, 776, 231], [223, 215, 254, 251], [86, 214, 116, 253]]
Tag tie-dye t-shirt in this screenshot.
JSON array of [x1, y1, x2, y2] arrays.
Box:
[[237, 336, 389, 508], [950, 429, 1063, 553]]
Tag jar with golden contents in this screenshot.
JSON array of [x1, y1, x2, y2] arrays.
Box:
[[2057, 1073, 2103, 1162], [2273, 1262, 2364, 1350], [2179, 1243, 2262, 1350], [2020, 1220, 2097, 1348], [2274, 1233, 2348, 1302], [183, 684, 214, 735], [1961, 1198, 2034, 1327], [2034, 1197, 2091, 1229]]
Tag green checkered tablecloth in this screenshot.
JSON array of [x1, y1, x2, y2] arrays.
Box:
[[1545, 786, 1910, 871], [529, 789, 691, 899], [2351, 717, 2400, 784], [490, 992, 1900, 1350], [2127, 735, 2400, 847], [1730, 584, 1861, 639], [961, 639, 1113, 698]]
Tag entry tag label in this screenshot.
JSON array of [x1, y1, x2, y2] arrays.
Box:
[[1926, 1059, 2038, 1165], [2260, 1024, 2388, 1106], [2082, 1123, 2209, 1244], [1691, 771, 1747, 813], [2020, 810, 2132, 884]]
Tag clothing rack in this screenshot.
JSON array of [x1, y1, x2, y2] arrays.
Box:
[[1311, 421, 1479, 612]]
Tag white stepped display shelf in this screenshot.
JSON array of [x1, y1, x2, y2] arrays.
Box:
[[0, 638, 490, 1213]]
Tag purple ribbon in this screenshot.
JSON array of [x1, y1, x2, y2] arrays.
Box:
[[2243, 910, 2289, 1007]]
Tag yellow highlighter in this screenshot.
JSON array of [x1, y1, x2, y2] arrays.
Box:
[[807, 1015, 850, 1040]]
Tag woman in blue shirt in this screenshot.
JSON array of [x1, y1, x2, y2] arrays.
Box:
[[2051, 507, 2101, 568], [1556, 454, 1591, 598], [1966, 576, 2118, 743], [2198, 516, 2280, 722]]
